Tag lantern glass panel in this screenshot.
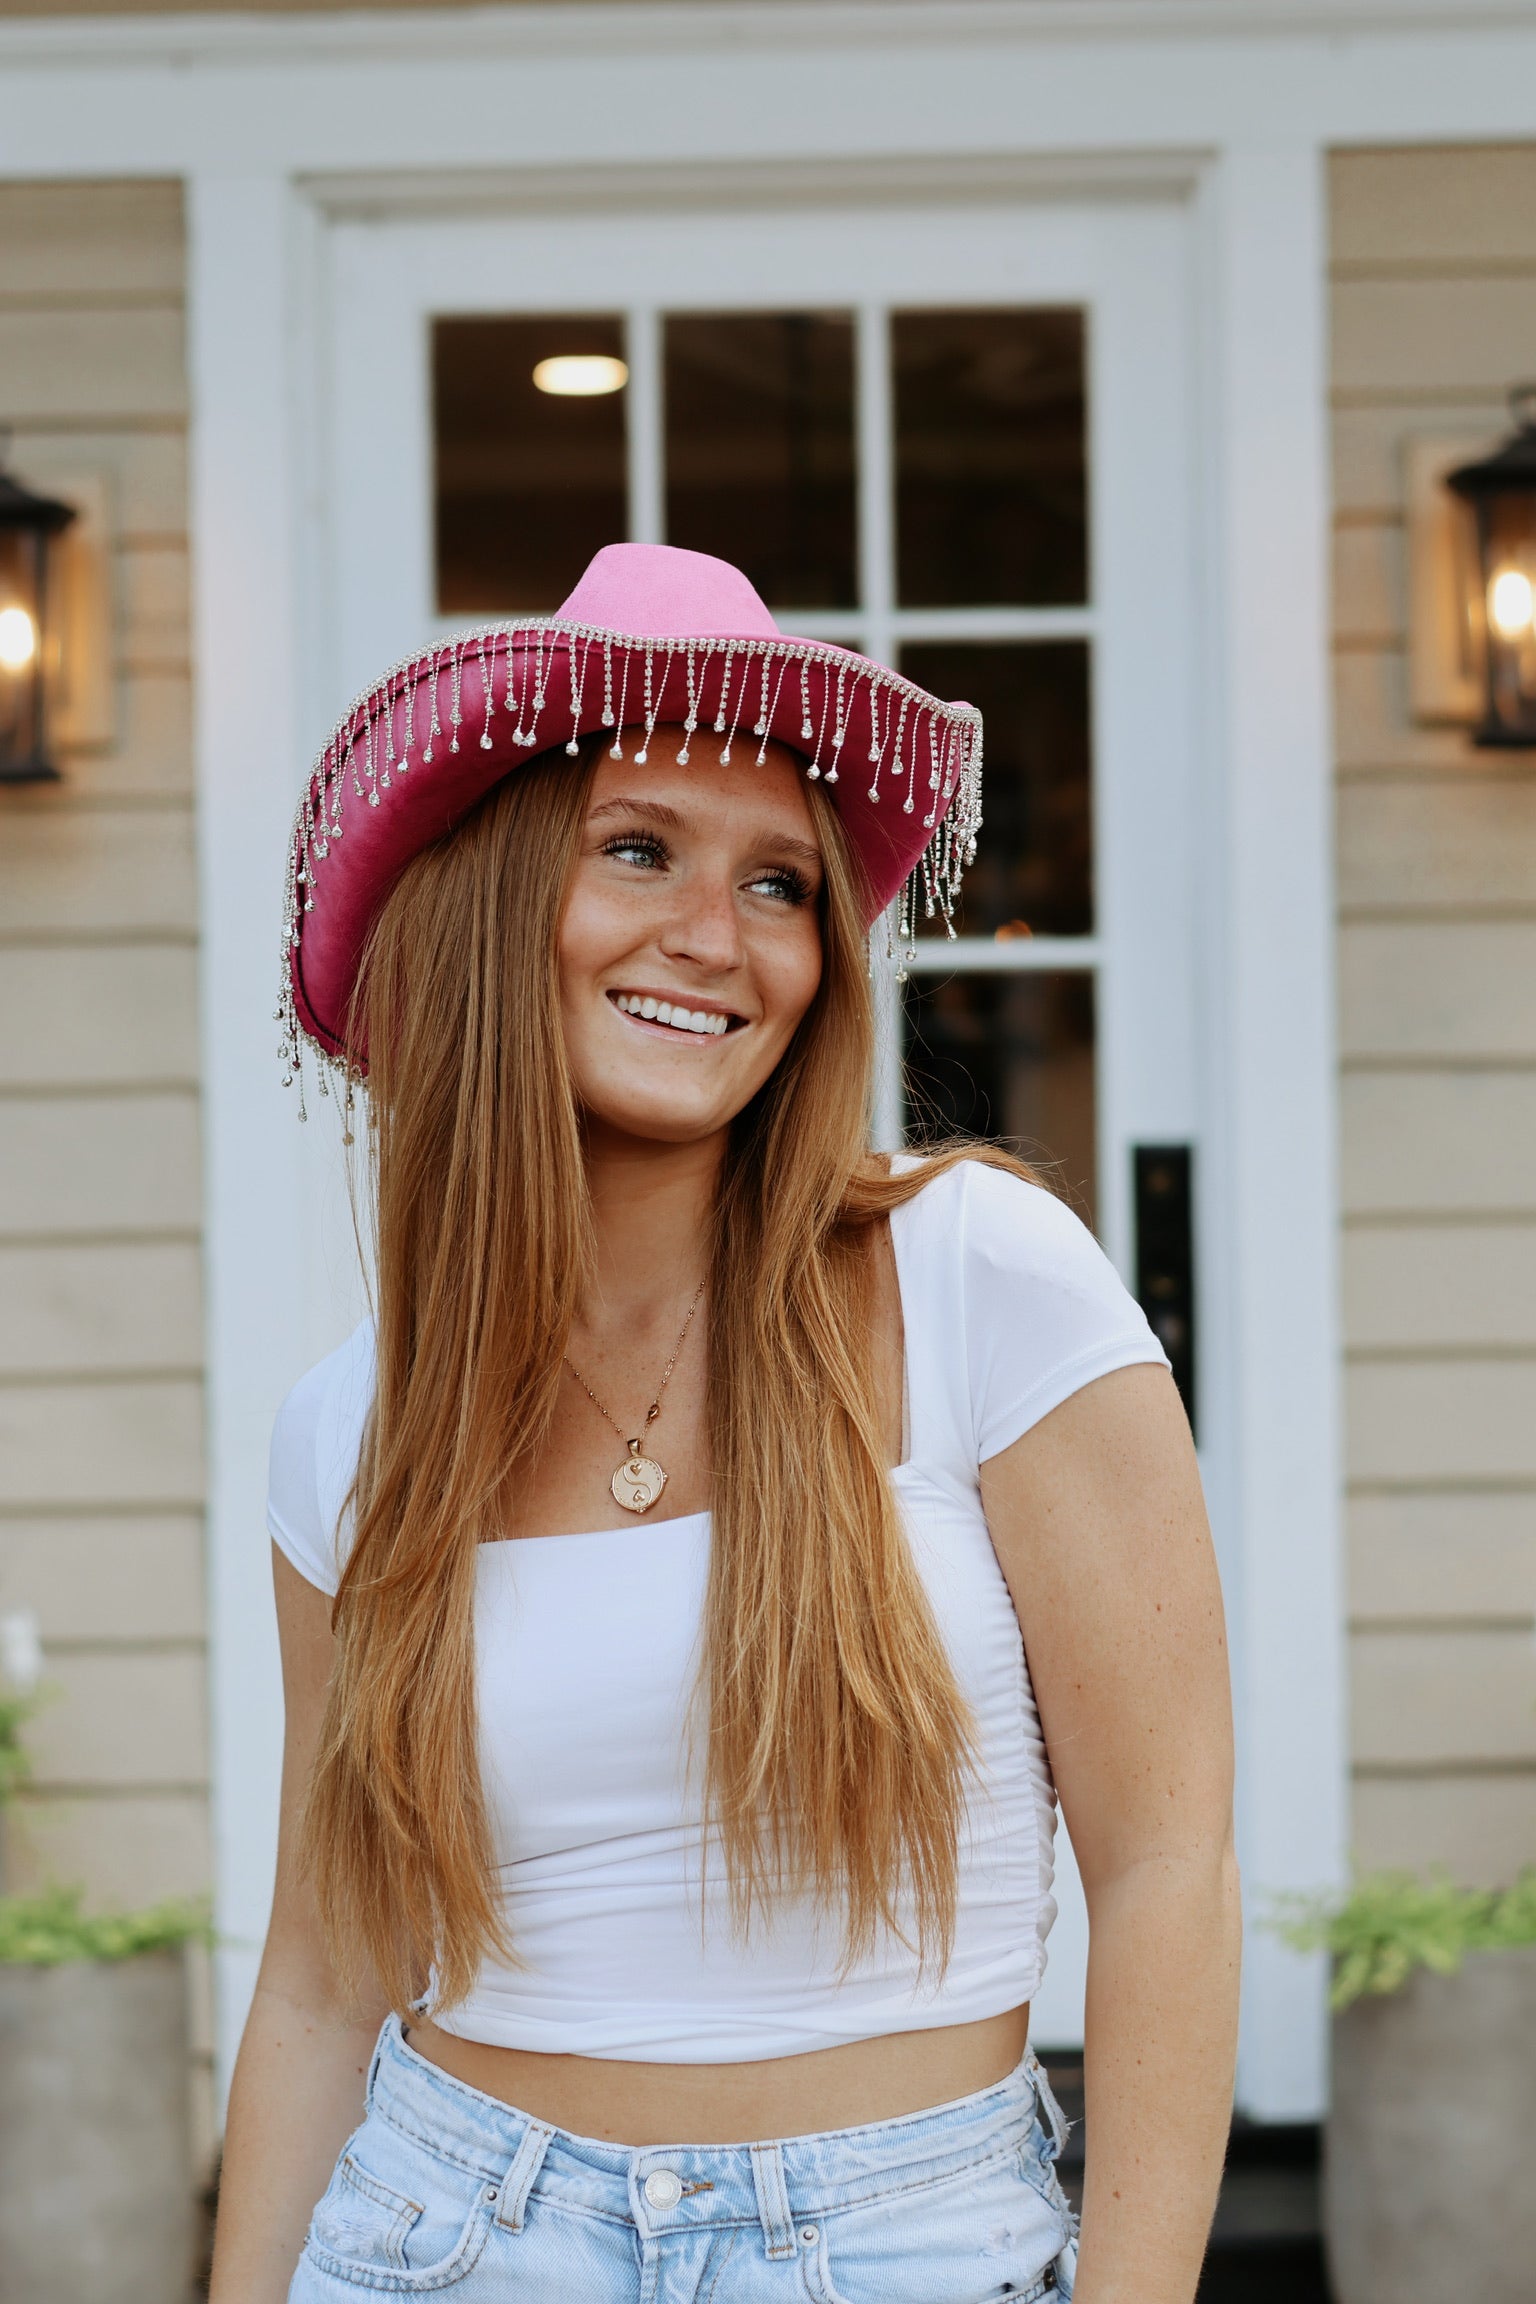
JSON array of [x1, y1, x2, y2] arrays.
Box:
[[1474, 487, 1536, 744], [0, 527, 46, 779]]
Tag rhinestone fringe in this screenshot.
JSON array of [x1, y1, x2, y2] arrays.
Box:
[[279, 618, 983, 1108]]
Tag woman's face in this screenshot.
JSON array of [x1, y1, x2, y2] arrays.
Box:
[[558, 728, 826, 1147]]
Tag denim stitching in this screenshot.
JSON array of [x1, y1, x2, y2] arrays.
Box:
[[798, 2134, 1029, 2222], [368, 2096, 508, 2187], [781, 2067, 1030, 2155], [699, 2227, 738, 2304], [303, 2201, 491, 2296], [340, 2154, 426, 2223]]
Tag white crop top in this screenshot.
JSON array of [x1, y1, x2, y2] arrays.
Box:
[[268, 1160, 1168, 2062]]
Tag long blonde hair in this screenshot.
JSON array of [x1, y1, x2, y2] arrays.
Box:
[[304, 738, 1023, 2014]]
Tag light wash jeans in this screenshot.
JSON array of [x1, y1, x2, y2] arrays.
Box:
[[288, 2014, 1079, 2304]]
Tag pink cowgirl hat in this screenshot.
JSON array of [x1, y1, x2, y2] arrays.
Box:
[[279, 543, 983, 1091]]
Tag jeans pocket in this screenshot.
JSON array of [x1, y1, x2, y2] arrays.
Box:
[[304, 2127, 495, 2293], [311, 2155, 421, 2271], [802, 2142, 1071, 2304]]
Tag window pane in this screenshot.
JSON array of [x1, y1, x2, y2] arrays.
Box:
[[434, 315, 627, 613], [903, 971, 1096, 1219], [664, 313, 856, 609], [894, 309, 1086, 607], [902, 641, 1091, 938]]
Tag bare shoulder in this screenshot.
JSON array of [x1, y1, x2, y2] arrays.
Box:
[[982, 1357, 1198, 1531]]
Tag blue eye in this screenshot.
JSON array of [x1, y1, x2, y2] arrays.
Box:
[[603, 831, 668, 869], [748, 868, 813, 906]]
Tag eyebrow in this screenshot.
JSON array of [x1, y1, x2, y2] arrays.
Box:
[[587, 795, 824, 872]]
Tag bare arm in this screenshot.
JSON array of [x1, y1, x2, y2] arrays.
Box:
[[981, 1364, 1240, 2304], [208, 1548, 391, 2304]]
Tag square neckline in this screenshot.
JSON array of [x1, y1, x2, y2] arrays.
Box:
[[483, 1186, 924, 1547]]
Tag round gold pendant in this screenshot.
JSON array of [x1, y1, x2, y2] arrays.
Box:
[[612, 1449, 668, 1515]]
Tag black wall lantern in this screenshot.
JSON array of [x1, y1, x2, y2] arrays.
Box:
[[0, 443, 76, 785], [1448, 385, 1536, 749]]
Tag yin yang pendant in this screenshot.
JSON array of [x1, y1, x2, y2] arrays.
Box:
[[611, 1439, 668, 1515]]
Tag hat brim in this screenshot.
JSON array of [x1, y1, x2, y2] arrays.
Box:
[[284, 620, 981, 1070]]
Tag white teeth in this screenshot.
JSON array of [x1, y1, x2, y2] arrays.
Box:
[[613, 993, 733, 1036]]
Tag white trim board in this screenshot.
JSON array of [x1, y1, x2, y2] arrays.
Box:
[[9, 0, 1536, 67], [6, 6, 1536, 173]]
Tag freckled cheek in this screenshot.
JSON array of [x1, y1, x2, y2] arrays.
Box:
[[557, 877, 646, 986], [755, 927, 823, 1044]]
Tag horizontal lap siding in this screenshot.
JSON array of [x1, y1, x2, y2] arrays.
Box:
[[1331, 148, 1536, 1886], [0, 183, 211, 2150]]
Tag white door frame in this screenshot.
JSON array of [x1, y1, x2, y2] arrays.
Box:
[[25, 0, 1527, 2118], [216, 147, 1344, 2124], [317, 186, 1204, 2059]]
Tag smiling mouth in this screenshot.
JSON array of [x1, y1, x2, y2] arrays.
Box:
[[608, 990, 743, 1039]]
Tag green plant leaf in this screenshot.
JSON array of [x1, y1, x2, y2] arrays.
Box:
[[1269, 1868, 1536, 2008], [0, 1692, 36, 1806], [0, 1883, 211, 1967]]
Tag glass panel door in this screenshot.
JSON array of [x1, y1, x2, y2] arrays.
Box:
[[428, 298, 1103, 1211]]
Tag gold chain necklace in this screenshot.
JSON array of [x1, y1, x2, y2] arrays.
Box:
[[563, 1278, 707, 1516]]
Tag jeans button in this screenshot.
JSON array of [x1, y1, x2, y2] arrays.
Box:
[[644, 2169, 683, 2210]]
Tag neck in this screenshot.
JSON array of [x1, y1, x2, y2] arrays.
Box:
[[579, 1120, 726, 1334]]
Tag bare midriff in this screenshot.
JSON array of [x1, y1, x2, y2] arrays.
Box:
[[402, 2003, 1030, 2146]]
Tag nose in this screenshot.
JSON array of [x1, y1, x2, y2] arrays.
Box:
[[656, 866, 745, 975]]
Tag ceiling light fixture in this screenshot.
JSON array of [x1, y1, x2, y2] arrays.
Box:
[[532, 355, 629, 398]]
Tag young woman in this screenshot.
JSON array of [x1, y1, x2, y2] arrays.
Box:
[[210, 544, 1239, 2304]]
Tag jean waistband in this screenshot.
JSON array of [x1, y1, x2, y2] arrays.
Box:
[[366, 2015, 1066, 2257]]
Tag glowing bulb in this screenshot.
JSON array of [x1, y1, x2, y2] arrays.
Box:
[[1487, 568, 1535, 641], [0, 605, 37, 672], [532, 355, 629, 398]]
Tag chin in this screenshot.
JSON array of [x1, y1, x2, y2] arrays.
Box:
[[587, 1093, 735, 1146]]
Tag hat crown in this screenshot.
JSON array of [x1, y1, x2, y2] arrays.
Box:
[[555, 542, 782, 640]]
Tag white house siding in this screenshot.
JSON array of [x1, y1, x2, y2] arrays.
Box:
[[0, 181, 212, 2148], [1332, 146, 1536, 1885]]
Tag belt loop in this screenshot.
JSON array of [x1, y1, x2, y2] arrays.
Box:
[[1029, 2053, 1071, 2162], [749, 2141, 796, 2261], [494, 2118, 555, 2234]]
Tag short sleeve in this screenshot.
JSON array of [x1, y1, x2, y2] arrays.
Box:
[[957, 1161, 1171, 1463], [266, 1324, 375, 1596]]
